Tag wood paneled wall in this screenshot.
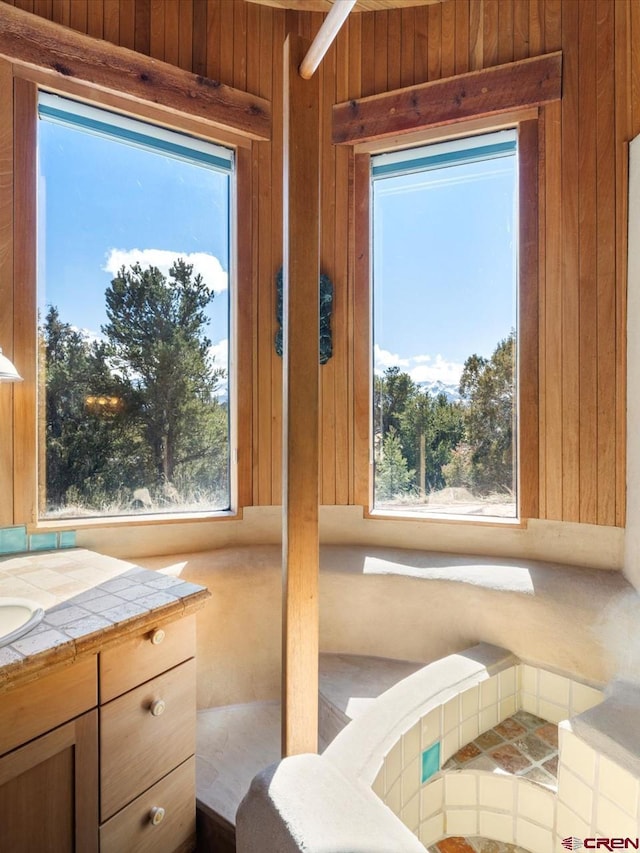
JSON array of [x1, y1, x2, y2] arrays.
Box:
[[4, 0, 640, 527]]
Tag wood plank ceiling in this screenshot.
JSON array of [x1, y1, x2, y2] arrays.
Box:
[[245, 0, 444, 12]]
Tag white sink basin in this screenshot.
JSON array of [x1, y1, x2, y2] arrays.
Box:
[[0, 598, 45, 648]]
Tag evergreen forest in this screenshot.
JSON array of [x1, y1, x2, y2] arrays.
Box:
[[42, 257, 513, 518], [42, 259, 229, 517], [374, 332, 516, 512]]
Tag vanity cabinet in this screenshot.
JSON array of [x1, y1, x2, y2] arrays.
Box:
[[99, 616, 197, 853], [0, 612, 198, 853], [0, 656, 99, 853]]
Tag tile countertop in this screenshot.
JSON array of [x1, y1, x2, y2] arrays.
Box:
[[0, 548, 210, 692]]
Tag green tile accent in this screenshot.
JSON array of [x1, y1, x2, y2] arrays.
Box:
[[0, 525, 28, 554], [29, 532, 58, 552], [58, 531, 77, 548], [421, 742, 441, 784]]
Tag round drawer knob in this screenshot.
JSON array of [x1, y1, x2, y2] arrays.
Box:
[[149, 806, 165, 826], [150, 699, 166, 717], [150, 629, 165, 645]]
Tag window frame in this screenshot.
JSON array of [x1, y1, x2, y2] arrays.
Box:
[[0, 20, 265, 529], [353, 113, 540, 524], [35, 89, 236, 522]]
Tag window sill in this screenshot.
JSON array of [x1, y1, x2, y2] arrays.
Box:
[[31, 508, 241, 532], [365, 507, 526, 529]]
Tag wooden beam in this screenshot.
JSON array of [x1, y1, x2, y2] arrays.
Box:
[[0, 59, 14, 526], [299, 0, 356, 80], [13, 76, 38, 526], [282, 33, 320, 758], [0, 2, 271, 141], [518, 119, 540, 520], [333, 51, 562, 145]]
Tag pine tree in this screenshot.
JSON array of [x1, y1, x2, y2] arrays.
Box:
[[458, 331, 515, 495], [103, 259, 227, 496], [375, 428, 415, 501]]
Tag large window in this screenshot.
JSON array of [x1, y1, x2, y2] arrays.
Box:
[[371, 130, 518, 519], [37, 93, 233, 519]]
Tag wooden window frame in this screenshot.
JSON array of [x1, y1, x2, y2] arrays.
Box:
[[0, 7, 269, 529], [340, 56, 563, 523]]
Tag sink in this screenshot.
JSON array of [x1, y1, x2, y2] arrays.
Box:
[[0, 598, 45, 649]]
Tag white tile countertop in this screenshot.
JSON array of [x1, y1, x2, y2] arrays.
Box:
[[0, 548, 209, 691]]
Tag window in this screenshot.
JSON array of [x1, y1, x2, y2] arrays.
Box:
[[37, 93, 233, 519], [371, 130, 519, 519]]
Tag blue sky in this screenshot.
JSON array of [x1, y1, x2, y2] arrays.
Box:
[[372, 152, 517, 388], [38, 106, 516, 397], [37, 116, 231, 378]]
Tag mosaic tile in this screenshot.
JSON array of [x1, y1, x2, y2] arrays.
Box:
[[167, 581, 206, 596], [435, 838, 476, 853], [463, 755, 499, 772], [456, 743, 482, 763], [99, 577, 137, 593], [495, 718, 526, 739], [12, 628, 71, 656], [135, 591, 180, 610], [422, 742, 441, 783], [512, 733, 555, 762], [145, 574, 185, 590], [489, 744, 531, 774], [535, 723, 558, 747], [0, 526, 27, 555], [0, 646, 25, 666], [22, 569, 69, 590], [80, 593, 128, 613], [443, 713, 559, 787], [522, 766, 556, 788], [471, 840, 531, 853], [100, 601, 147, 623], [62, 614, 112, 639], [58, 531, 77, 548], [43, 604, 91, 627], [542, 755, 558, 776], [28, 532, 58, 552], [112, 583, 157, 601], [475, 730, 504, 750], [512, 710, 547, 731], [121, 568, 159, 582]]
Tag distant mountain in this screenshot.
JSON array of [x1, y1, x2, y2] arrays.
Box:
[[417, 379, 461, 403]]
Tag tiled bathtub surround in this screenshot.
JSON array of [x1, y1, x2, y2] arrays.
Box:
[[443, 711, 558, 787], [555, 710, 640, 845], [427, 838, 532, 853], [436, 767, 556, 852], [368, 657, 605, 850]]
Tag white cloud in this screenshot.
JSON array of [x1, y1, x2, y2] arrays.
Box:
[[374, 344, 463, 387], [373, 344, 410, 373], [104, 248, 228, 293], [409, 354, 464, 387], [209, 338, 228, 400], [209, 338, 228, 374]]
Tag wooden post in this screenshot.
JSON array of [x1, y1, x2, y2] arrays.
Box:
[[282, 33, 320, 757]]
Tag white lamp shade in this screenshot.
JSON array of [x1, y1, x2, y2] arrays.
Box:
[[0, 348, 22, 382]]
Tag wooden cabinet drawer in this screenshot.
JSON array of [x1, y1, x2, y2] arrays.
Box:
[[100, 614, 195, 702], [100, 659, 195, 821], [0, 656, 97, 756], [100, 756, 195, 853]]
